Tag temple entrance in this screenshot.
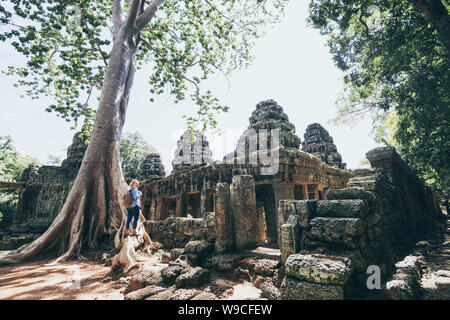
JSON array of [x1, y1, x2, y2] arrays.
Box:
[[294, 185, 305, 200], [255, 184, 277, 244]]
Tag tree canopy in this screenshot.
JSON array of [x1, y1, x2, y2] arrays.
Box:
[[0, 0, 289, 132], [308, 0, 450, 203]]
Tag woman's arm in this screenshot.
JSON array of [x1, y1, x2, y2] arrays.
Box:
[[130, 189, 138, 200]]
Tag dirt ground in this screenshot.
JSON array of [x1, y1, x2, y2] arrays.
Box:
[[0, 255, 124, 300]]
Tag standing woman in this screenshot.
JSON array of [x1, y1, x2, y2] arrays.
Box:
[[126, 179, 142, 236]]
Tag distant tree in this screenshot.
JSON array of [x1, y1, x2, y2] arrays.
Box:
[[0, 136, 40, 226], [358, 157, 370, 169], [0, 135, 40, 180], [119, 132, 156, 180], [308, 0, 449, 205]]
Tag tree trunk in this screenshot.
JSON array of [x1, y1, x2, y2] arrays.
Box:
[[0, 27, 140, 265]]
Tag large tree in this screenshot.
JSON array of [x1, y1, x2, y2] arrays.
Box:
[[0, 0, 289, 265], [308, 0, 449, 205]]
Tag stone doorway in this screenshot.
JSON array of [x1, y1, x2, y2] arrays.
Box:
[[183, 192, 201, 218], [255, 184, 277, 244]]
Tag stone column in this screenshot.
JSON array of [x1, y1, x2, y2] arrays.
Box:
[[214, 183, 234, 253], [230, 175, 259, 250], [302, 184, 309, 200], [156, 195, 167, 221], [314, 185, 319, 200], [175, 194, 183, 217], [200, 188, 207, 215], [273, 182, 295, 245]]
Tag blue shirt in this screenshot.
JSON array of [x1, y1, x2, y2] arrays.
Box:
[[130, 188, 142, 208]]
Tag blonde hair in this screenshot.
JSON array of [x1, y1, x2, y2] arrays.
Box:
[[130, 179, 139, 189]]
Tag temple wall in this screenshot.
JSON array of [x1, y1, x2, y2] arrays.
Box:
[[278, 147, 446, 299], [144, 213, 215, 249]]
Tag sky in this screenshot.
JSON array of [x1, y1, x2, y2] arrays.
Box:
[[0, 1, 379, 173]]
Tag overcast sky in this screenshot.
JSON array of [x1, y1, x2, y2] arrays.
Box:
[[0, 1, 379, 173]]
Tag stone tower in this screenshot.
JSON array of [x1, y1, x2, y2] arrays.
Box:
[[60, 132, 88, 179], [137, 153, 165, 182], [172, 130, 213, 172], [225, 100, 301, 162], [301, 123, 346, 169]]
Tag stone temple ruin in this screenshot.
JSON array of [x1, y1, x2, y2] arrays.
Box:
[[0, 99, 446, 299]]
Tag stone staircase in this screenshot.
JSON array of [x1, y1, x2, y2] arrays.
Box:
[[279, 186, 380, 299]]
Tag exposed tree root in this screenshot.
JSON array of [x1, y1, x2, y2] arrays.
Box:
[[112, 213, 151, 274]]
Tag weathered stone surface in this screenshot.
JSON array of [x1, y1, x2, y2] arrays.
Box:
[[260, 281, 281, 300], [172, 130, 212, 173], [386, 255, 423, 300], [204, 254, 243, 271], [170, 289, 200, 300], [129, 269, 162, 292], [279, 200, 317, 229], [308, 217, 363, 249], [160, 252, 170, 264], [137, 153, 165, 182], [280, 276, 344, 300], [190, 292, 217, 300], [145, 289, 174, 300], [325, 187, 376, 202], [184, 240, 214, 258], [161, 265, 184, 285], [280, 218, 301, 264], [284, 253, 353, 285], [230, 175, 258, 250], [301, 123, 346, 169], [238, 257, 281, 276], [273, 266, 285, 287], [175, 267, 210, 288], [214, 183, 234, 253], [224, 100, 301, 164], [170, 248, 184, 261], [145, 217, 215, 249], [124, 285, 166, 300], [316, 200, 369, 218]]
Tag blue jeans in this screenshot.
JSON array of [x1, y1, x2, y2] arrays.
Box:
[[126, 206, 140, 230]]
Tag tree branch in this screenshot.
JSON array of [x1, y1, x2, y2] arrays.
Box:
[[140, 38, 199, 94], [84, 22, 108, 67], [136, 0, 166, 32], [113, 0, 123, 33], [126, 0, 141, 27], [409, 0, 450, 49]]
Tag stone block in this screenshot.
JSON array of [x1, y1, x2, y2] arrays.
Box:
[[325, 188, 376, 202], [278, 200, 316, 229], [308, 217, 364, 249], [161, 265, 184, 285], [124, 285, 166, 300], [316, 200, 369, 218], [280, 276, 344, 300], [260, 281, 281, 300], [230, 175, 259, 250], [284, 253, 353, 285], [175, 267, 210, 288]]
